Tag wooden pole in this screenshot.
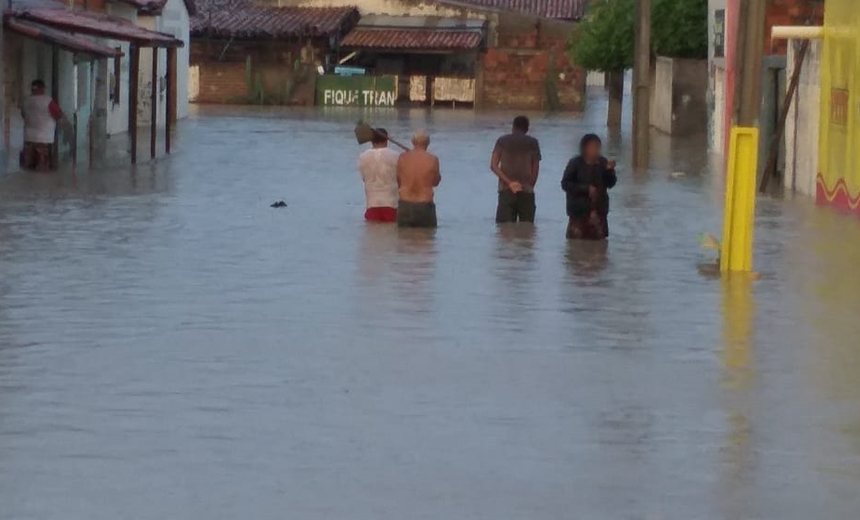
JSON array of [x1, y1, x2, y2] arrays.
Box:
[[759, 39, 809, 193], [632, 0, 651, 171], [150, 47, 158, 159], [166, 47, 176, 154], [734, 0, 766, 128], [50, 44, 59, 170], [129, 43, 140, 164]]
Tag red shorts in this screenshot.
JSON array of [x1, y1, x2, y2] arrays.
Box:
[[364, 207, 397, 223]]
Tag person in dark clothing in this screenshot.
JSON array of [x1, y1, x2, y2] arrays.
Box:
[[561, 134, 617, 240], [490, 116, 542, 223]]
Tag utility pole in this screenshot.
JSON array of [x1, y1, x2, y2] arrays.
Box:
[[720, 0, 767, 273], [632, 0, 651, 171], [733, 0, 767, 127]]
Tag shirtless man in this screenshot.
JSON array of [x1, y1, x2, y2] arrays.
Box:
[[396, 129, 441, 228]]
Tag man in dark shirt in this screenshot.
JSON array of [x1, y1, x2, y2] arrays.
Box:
[[490, 116, 542, 223]]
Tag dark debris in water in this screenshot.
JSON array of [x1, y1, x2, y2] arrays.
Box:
[[270, 201, 287, 208]]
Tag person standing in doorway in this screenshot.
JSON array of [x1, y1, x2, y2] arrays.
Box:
[[490, 116, 542, 223], [21, 79, 64, 172], [561, 134, 617, 240], [358, 128, 400, 223], [396, 130, 440, 228]]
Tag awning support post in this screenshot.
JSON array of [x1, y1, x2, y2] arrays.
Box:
[[129, 43, 140, 164], [150, 47, 158, 160], [166, 46, 176, 154], [51, 44, 59, 170]]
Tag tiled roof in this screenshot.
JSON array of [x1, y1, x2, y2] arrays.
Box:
[[5, 17, 124, 57], [191, 0, 359, 39], [438, 0, 587, 20], [8, 7, 184, 46], [342, 28, 483, 50]]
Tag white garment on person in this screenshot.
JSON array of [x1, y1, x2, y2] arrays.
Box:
[[358, 147, 400, 209], [23, 94, 57, 144]]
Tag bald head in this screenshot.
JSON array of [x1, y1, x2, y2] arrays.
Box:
[[412, 129, 430, 149]]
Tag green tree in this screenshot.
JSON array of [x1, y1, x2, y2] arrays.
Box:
[[568, 0, 635, 127], [652, 0, 708, 59], [568, 0, 708, 126]]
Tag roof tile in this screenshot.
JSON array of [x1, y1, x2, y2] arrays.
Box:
[[9, 7, 184, 46], [342, 28, 483, 50], [5, 17, 124, 57], [191, 0, 359, 39]]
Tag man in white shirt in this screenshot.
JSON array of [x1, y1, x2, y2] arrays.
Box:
[[358, 128, 400, 222], [21, 79, 64, 172]]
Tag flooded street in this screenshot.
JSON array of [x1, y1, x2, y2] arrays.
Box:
[[2, 98, 860, 519]]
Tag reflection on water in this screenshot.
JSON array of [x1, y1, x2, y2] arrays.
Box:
[[1, 105, 860, 519], [564, 239, 609, 282], [718, 274, 758, 520]]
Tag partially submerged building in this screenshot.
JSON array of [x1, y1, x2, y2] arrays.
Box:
[[2, 0, 194, 173], [190, 0, 360, 105], [191, 0, 587, 110]]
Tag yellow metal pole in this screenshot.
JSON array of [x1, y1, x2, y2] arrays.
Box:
[[722, 0, 766, 273], [721, 128, 759, 272]]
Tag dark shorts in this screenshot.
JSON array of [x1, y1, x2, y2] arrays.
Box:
[[365, 207, 397, 223], [496, 190, 536, 223], [20, 141, 52, 172], [566, 212, 609, 240], [397, 201, 437, 228]]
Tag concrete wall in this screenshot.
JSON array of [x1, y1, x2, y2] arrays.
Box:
[[650, 57, 708, 135], [783, 38, 820, 199], [707, 0, 727, 152]]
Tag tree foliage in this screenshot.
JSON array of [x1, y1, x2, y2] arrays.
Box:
[[568, 0, 635, 73], [652, 0, 708, 59], [568, 0, 708, 72]]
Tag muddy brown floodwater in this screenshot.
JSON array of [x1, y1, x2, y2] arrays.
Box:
[[2, 98, 860, 519]]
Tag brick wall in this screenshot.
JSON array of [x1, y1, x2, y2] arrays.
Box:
[[481, 21, 585, 111], [191, 39, 321, 104], [766, 0, 824, 54], [194, 61, 249, 103]]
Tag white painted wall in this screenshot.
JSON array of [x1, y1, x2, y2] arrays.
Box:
[[784, 39, 821, 199], [105, 3, 137, 136], [650, 56, 673, 134], [105, 0, 190, 137], [707, 0, 728, 152]]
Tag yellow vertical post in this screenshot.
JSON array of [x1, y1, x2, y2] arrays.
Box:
[[721, 127, 759, 272]]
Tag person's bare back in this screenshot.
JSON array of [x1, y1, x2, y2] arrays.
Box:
[[397, 130, 440, 204]]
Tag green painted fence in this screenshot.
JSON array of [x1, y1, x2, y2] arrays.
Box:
[[316, 75, 397, 107]]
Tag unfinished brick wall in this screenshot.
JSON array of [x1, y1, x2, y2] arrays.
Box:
[[481, 22, 585, 111], [765, 0, 824, 55], [191, 39, 321, 105], [193, 61, 249, 103]]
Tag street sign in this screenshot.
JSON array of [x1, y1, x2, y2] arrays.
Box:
[[316, 75, 397, 107]]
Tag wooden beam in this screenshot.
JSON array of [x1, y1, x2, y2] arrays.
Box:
[[150, 47, 158, 159], [129, 43, 140, 164]]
